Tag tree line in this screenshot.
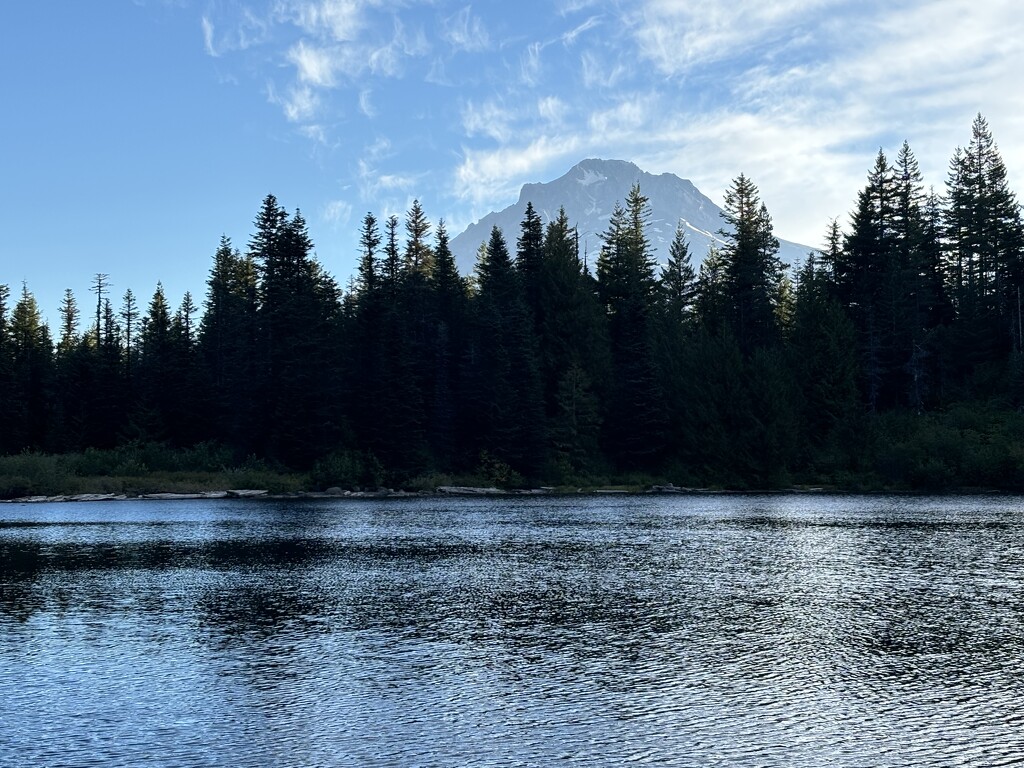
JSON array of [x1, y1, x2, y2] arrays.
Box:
[[2, 114, 1023, 488]]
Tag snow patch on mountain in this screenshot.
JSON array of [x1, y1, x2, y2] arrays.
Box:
[[577, 168, 606, 187]]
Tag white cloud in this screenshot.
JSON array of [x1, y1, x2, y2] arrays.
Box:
[[441, 6, 489, 52], [365, 136, 392, 160], [580, 50, 628, 89], [587, 96, 652, 139], [454, 134, 582, 208], [300, 124, 329, 144], [201, 16, 217, 56], [269, 84, 320, 122], [323, 199, 353, 224], [520, 42, 542, 86], [425, 56, 452, 85], [199, 7, 270, 56], [561, 15, 600, 46], [537, 96, 567, 124], [284, 0, 370, 41], [357, 151, 421, 204], [367, 17, 430, 77], [288, 40, 340, 86], [630, 0, 840, 75], [461, 99, 515, 143], [358, 89, 376, 117]]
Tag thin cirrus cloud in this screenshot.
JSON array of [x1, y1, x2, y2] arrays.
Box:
[[441, 6, 490, 52]]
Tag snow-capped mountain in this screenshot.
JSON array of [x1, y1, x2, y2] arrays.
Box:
[[451, 158, 812, 273]]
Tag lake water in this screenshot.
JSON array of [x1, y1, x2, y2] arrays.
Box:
[[2, 494, 1023, 767]]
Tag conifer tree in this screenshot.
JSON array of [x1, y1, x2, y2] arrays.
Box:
[[51, 289, 87, 449], [892, 143, 948, 408], [695, 245, 728, 332], [0, 285, 11, 454], [718, 174, 784, 353], [468, 226, 545, 476], [839, 151, 898, 409], [790, 253, 860, 452], [539, 208, 609, 471], [6, 285, 54, 451], [134, 283, 174, 441], [356, 212, 381, 295], [659, 223, 698, 328], [516, 201, 545, 330], [404, 199, 433, 275], [119, 288, 139, 389], [55, 289, 79, 357], [199, 236, 259, 453], [427, 220, 467, 469], [945, 114, 1024, 359], [253, 205, 342, 464], [597, 185, 664, 466], [90, 273, 110, 346], [383, 215, 402, 290]]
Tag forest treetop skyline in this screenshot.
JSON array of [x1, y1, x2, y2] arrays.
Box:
[[3, 1, 1022, 320]]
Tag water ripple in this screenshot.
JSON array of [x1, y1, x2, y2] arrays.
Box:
[[2, 494, 1024, 766]]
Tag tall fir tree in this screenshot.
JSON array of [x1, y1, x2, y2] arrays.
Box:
[[467, 226, 545, 476], [839, 150, 898, 410], [945, 114, 1024, 368], [6, 286, 54, 452], [427, 219, 467, 469], [516, 201, 546, 331], [597, 185, 665, 467], [718, 174, 784, 354], [539, 208, 610, 473], [658, 223, 698, 328], [198, 236, 259, 454]]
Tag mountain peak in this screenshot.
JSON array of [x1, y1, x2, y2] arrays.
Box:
[[453, 159, 809, 272]]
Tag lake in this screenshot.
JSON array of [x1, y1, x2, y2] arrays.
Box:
[[2, 494, 1023, 767]]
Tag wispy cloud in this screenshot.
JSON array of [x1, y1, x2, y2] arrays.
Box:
[[358, 89, 376, 117], [461, 99, 515, 143], [283, 0, 371, 41], [288, 40, 341, 86], [537, 96, 567, 125], [441, 6, 489, 52], [200, 7, 271, 56], [269, 83, 320, 122], [629, 0, 840, 75], [580, 50, 629, 89], [520, 41, 542, 86], [323, 199, 353, 225], [455, 134, 582, 208], [561, 15, 600, 46], [201, 16, 217, 56]]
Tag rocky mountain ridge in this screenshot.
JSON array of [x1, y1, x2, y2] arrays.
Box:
[[451, 158, 812, 273]]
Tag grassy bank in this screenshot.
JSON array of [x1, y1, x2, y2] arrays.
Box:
[[0, 443, 306, 499], [5, 405, 1024, 500]]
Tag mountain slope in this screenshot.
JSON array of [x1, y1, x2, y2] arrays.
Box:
[[451, 159, 812, 273]]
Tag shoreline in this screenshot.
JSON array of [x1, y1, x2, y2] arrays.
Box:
[[1, 484, 1012, 504]]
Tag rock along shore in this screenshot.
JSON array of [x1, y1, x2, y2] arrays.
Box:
[[0, 482, 836, 504]]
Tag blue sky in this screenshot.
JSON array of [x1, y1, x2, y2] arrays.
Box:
[[3, 0, 1023, 324]]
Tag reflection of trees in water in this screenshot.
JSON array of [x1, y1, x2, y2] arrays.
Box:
[[0, 539, 48, 622]]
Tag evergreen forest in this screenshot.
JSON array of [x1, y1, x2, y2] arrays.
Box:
[[4, 114, 1024, 494]]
